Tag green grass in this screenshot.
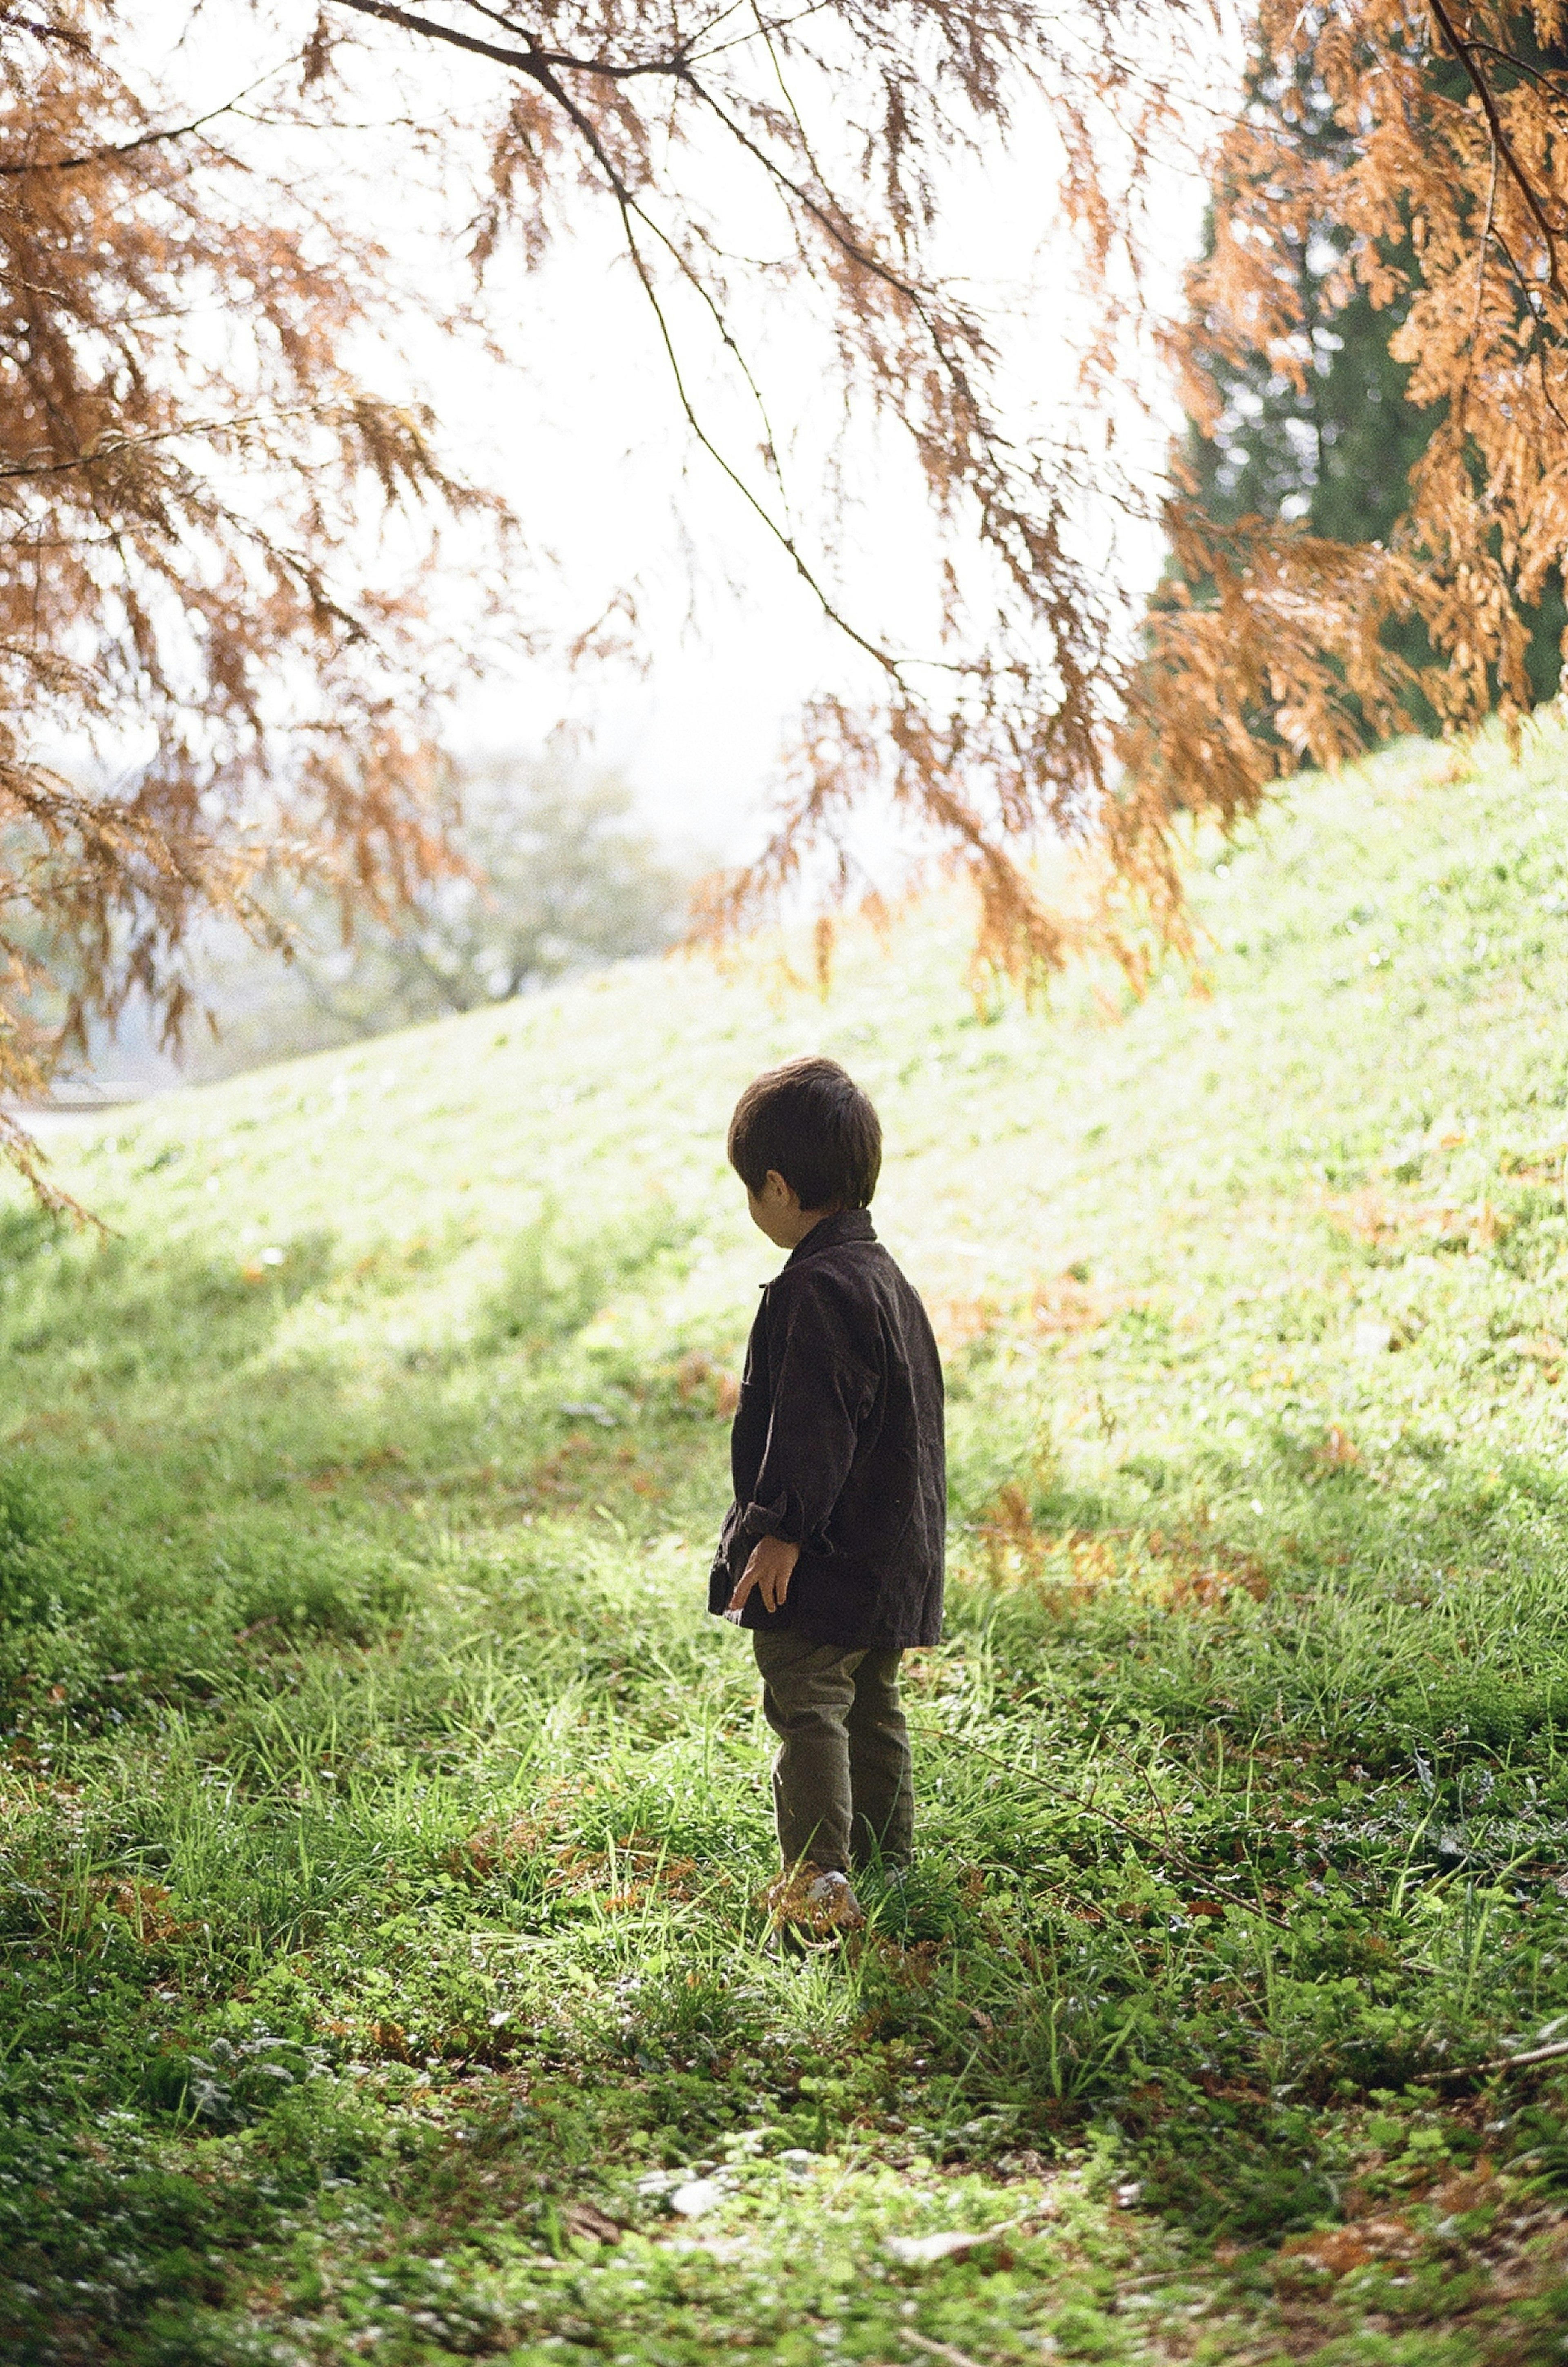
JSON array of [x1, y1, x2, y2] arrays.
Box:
[[17, 721, 1568, 2360]]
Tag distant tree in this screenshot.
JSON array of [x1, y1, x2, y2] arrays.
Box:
[[181, 757, 692, 1079]]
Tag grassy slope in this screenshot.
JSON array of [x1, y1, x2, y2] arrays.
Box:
[[13, 725, 1568, 2359]]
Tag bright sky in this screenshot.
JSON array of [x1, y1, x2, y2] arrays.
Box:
[[165, 1, 1216, 866]]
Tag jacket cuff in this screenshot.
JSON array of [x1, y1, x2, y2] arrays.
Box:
[[739, 1494, 804, 1547]]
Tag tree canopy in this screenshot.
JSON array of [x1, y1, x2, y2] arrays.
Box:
[[1146, 0, 1568, 887], [4, 0, 1568, 1192], [0, 7, 510, 1199]]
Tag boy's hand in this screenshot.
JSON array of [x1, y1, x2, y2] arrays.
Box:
[[726, 1534, 800, 1619]]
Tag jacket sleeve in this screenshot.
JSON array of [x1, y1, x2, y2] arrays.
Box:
[[738, 1276, 877, 1550]]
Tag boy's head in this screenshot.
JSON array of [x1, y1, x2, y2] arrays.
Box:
[[728, 1056, 881, 1246]]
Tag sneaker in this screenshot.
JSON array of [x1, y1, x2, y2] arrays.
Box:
[[761, 1862, 866, 1943], [803, 1869, 865, 1931]]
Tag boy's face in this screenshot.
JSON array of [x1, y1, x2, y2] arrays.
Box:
[[746, 1168, 828, 1250]]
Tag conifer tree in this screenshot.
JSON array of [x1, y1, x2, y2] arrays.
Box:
[[1178, 26, 1565, 723]]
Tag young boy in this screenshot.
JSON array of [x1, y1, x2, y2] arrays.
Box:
[[710, 1054, 946, 1932]]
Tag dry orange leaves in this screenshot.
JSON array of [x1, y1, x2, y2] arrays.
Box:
[[1315, 1425, 1362, 1469], [674, 1352, 740, 1418], [1324, 1186, 1513, 1255], [450, 1815, 703, 1912], [25, 1869, 196, 1949], [0, 8, 512, 1209], [976, 1485, 1268, 1611], [1271, 2163, 1568, 2307], [932, 1273, 1131, 1358], [91, 1877, 189, 1945]]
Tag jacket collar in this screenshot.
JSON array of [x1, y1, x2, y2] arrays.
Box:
[[782, 1207, 877, 1269]]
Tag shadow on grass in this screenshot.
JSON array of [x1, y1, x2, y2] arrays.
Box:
[[473, 1195, 702, 1354]]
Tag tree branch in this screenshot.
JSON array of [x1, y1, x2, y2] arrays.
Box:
[[0, 9, 92, 52], [1428, 0, 1564, 291]]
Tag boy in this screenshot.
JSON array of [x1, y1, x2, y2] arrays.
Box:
[[710, 1054, 946, 1933]]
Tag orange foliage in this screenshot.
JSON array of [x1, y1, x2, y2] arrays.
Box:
[[1279, 2165, 1502, 2280], [1133, 2, 1568, 914], [0, 4, 511, 1202], [95, 1876, 187, 1944], [932, 1271, 1124, 1355], [674, 1351, 741, 1418], [324, 0, 1568, 992], [1323, 1186, 1512, 1254]]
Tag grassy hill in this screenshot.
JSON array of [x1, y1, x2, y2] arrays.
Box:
[[12, 722, 1568, 2360]]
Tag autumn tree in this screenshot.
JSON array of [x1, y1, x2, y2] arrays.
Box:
[[1135, 0, 1568, 926], [0, 4, 510, 1202], [252, 0, 1568, 969], [8, 0, 1568, 1200], [1176, 17, 1567, 736]]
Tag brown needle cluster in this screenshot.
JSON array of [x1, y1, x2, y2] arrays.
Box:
[[1134, 1, 1568, 931], [0, 4, 510, 1203]]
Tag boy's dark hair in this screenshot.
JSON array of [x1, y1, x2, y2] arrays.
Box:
[[728, 1056, 882, 1210]]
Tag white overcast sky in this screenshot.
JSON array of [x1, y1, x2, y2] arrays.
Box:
[[163, 5, 1220, 862]]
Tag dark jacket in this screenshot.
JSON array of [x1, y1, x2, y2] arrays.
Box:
[[708, 1209, 945, 1650]]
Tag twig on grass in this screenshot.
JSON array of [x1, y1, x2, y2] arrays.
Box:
[[918, 1725, 1292, 1928], [901, 2332, 988, 2367], [1419, 2034, 1568, 2086], [1494, 2037, 1568, 2072], [912, 1724, 1206, 1871]]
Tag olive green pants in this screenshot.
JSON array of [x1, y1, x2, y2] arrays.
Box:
[[752, 1630, 914, 1874]]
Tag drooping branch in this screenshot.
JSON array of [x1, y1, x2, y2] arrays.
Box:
[[1427, 0, 1564, 292], [0, 57, 291, 173], [321, 0, 1144, 963], [0, 3, 517, 1194], [12, 0, 1568, 1215]]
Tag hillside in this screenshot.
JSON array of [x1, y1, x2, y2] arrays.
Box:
[[10, 722, 1568, 2360]]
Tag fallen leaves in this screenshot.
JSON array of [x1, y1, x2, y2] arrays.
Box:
[[758, 1862, 866, 1937], [1029, 1274, 1124, 1335], [975, 1494, 1268, 1611], [448, 1814, 700, 1910], [1277, 2164, 1505, 2285], [931, 1270, 1134, 1357], [673, 1351, 740, 1417], [931, 1294, 1005, 1352], [1323, 1186, 1511, 1256], [85, 1876, 192, 1945], [1500, 1331, 1564, 1384], [562, 2200, 623, 2246]]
